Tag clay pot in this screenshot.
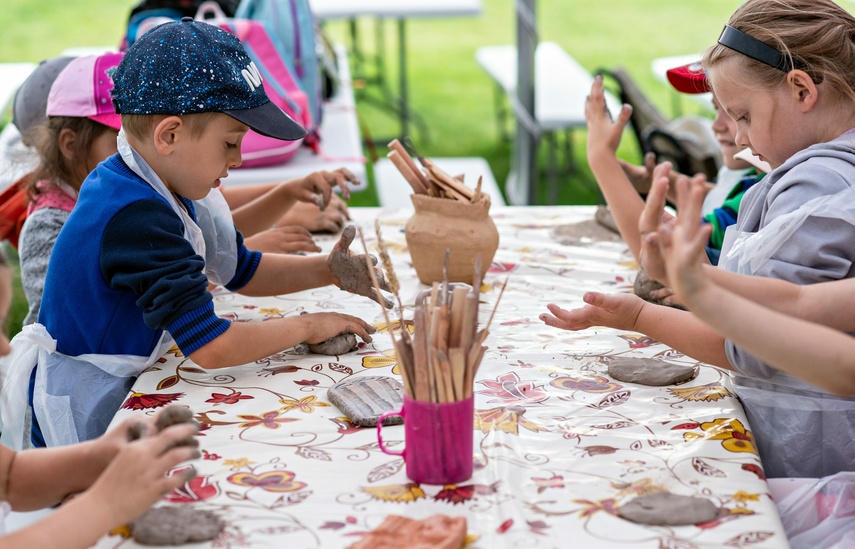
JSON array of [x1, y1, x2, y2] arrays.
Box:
[[405, 194, 499, 285]]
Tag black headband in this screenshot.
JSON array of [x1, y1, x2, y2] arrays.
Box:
[[718, 25, 806, 72]]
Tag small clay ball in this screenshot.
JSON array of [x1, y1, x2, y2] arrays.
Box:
[[308, 333, 358, 355], [155, 405, 195, 431], [618, 492, 719, 526], [132, 506, 224, 545], [633, 271, 686, 310], [607, 357, 697, 386]]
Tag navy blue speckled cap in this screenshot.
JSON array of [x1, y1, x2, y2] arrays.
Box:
[[112, 18, 306, 141]]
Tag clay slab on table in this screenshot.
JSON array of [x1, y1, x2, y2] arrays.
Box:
[[607, 357, 697, 386]]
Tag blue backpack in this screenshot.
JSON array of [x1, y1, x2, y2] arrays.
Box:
[[235, 0, 323, 126]]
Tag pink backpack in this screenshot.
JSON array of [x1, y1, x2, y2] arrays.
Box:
[[217, 19, 319, 167]]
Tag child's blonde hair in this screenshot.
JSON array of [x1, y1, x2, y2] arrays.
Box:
[[703, 0, 855, 106]]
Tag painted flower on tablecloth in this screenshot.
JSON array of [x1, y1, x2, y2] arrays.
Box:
[[550, 374, 621, 394], [732, 491, 760, 503], [434, 482, 500, 505], [121, 391, 183, 410], [223, 457, 256, 470], [669, 383, 734, 402], [164, 466, 220, 503], [572, 498, 618, 519], [227, 470, 307, 493], [238, 410, 300, 430], [362, 348, 400, 375], [375, 319, 414, 336], [279, 395, 330, 414], [617, 334, 659, 349], [362, 483, 425, 503], [610, 478, 666, 498], [109, 525, 131, 539], [330, 416, 361, 435], [683, 418, 757, 454], [489, 261, 517, 274], [477, 372, 548, 405], [532, 474, 565, 493], [206, 391, 254, 405], [164, 345, 183, 357], [474, 406, 549, 436]]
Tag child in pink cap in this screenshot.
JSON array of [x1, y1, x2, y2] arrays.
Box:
[[19, 52, 125, 327]]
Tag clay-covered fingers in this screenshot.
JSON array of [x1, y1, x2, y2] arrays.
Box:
[[304, 312, 377, 344], [328, 226, 394, 308], [326, 168, 356, 201]]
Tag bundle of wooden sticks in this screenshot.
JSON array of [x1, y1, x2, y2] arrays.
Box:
[[387, 138, 487, 204], [401, 258, 506, 403], [360, 227, 507, 403]]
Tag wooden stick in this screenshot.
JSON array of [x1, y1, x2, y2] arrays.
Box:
[[485, 276, 509, 332], [448, 286, 468, 348], [389, 139, 430, 190], [387, 150, 427, 194], [449, 346, 466, 402], [436, 349, 455, 403], [424, 159, 475, 200], [412, 304, 431, 402], [472, 175, 483, 204]]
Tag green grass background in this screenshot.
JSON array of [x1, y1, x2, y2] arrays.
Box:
[[0, 0, 748, 335]]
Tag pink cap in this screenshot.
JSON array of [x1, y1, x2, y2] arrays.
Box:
[[46, 52, 124, 130]]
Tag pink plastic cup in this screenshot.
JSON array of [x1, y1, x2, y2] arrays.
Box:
[[377, 395, 474, 485]]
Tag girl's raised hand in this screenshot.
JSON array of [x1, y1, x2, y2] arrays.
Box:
[[657, 177, 714, 304], [585, 75, 633, 159]]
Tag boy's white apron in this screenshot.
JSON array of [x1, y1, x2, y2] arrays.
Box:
[[0, 132, 237, 449], [719, 186, 855, 478]]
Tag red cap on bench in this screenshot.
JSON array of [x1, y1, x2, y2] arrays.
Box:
[[666, 61, 710, 94]]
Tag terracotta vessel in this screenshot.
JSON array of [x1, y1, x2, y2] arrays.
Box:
[[405, 194, 499, 285]]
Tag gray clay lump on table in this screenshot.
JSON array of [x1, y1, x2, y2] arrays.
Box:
[[606, 357, 696, 386]]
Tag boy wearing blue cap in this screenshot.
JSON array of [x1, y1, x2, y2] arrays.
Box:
[[0, 19, 387, 450]]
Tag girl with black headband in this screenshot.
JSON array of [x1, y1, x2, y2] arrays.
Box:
[[543, 0, 855, 484]]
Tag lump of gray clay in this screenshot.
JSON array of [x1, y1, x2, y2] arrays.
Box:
[[127, 404, 198, 443], [607, 357, 696, 386], [594, 205, 620, 235], [308, 333, 358, 355], [132, 506, 224, 545], [298, 312, 359, 355], [617, 492, 719, 526], [328, 376, 404, 427], [633, 271, 686, 310]]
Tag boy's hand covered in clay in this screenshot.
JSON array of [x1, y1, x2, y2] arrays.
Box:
[[328, 225, 394, 308]]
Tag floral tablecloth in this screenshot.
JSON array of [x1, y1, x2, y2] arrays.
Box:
[[96, 206, 787, 549]]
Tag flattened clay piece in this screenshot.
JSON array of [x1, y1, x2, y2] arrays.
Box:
[[347, 514, 467, 549], [328, 376, 404, 427], [551, 219, 621, 247], [308, 333, 358, 355], [607, 357, 696, 386], [618, 492, 719, 526], [132, 506, 224, 545], [633, 270, 686, 310], [595, 205, 621, 235], [328, 225, 393, 308]]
